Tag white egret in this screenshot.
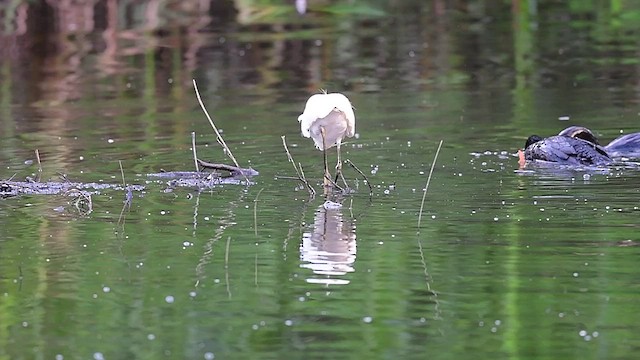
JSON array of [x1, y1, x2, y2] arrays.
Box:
[[298, 92, 356, 188]]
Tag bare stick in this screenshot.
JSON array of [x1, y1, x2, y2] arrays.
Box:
[[225, 236, 232, 298], [35, 149, 42, 182], [281, 135, 315, 196], [417, 140, 444, 229], [191, 132, 199, 172], [273, 175, 302, 180], [254, 252, 258, 287], [253, 188, 264, 237], [298, 163, 310, 189], [117, 160, 133, 227], [192, 79, 246, 182], [118, 160, 126, 186], [281, 136, 303, 178], [324, 175, 344, 192], [197, 159, 255, 176], [345, 159, 372, 196], [296, 163, 316, 196]]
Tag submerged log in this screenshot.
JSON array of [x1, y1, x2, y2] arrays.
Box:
[[0, 180, 144, 198], [1, 162, 258, 198], [196, 159, 259, 177]]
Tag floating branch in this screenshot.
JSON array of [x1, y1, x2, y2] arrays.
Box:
[[197, 159, 257, 177], [192, 79, 248, 182]]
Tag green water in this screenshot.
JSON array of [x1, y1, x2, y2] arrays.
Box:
[[1, 1, 640, 359]]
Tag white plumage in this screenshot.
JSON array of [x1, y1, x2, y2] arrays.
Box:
[[297, 92, 356, 189], [298, 93, 355, 150]]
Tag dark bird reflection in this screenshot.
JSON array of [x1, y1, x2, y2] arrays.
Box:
[[300, 200, 357, 285]]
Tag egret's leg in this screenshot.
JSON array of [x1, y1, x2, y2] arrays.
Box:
[[320, 127, 331, 187]]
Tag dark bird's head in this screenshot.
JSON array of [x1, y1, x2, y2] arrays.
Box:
[[525, 135, 543, 149], [558, 126, 600, 145]]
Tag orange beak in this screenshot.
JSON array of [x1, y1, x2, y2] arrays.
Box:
[[517, 149, 526, 168]]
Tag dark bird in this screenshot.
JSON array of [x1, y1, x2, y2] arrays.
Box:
[[522, 133, 611, 166], [558, 126, 640, 159], [605, 133, 640, 158]]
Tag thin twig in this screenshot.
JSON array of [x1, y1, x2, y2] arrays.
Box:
[[253, 188, 264, 237], [192, 79, 247, 183], [324, 174, 344, 193], [345, 159, 372, 197], [417, 140, 444, 229], [298, 163, 310, 190], [118, 160, 126, 186], [35, 149, 42, 182], [197, 159, 255, 177], [273, 175, 302, 180], [254, 252, 258, 287], [57, 172, 69, 182], [225, 236, 232, 298], [281, 136, 303, 178], [281, 135, 315, 196], [117, 160, 131, 228], [191, 131, 199, 172]]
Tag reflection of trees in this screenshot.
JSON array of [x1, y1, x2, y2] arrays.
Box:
[[0, 0, 524, 150], [0, 1, 215, 172], [0, 1, 637, 117]]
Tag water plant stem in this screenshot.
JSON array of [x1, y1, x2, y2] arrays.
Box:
[[417, 140, 443, 229]]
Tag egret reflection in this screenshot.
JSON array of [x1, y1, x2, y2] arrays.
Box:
[[300, 200, 357, 285]]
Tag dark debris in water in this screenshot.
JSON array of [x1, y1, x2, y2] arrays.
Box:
[[0, 180, 144, 198], [1, 170, 256, 199], [145, 171, 255, 189]]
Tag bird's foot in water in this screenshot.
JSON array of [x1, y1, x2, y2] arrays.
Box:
[[517, 149, 526, 168], [323, 172, 349, 195], [334, 162, 351, 189]]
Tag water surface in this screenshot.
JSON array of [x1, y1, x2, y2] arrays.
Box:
[[1, 1, 640, 359]]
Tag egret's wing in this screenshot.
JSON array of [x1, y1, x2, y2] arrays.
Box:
[[298, 93, 355, 138]]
